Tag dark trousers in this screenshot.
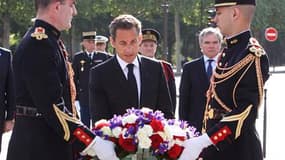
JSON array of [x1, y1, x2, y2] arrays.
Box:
[[80, 105, 91, 128]]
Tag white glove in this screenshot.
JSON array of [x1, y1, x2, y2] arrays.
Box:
[[81, 136, 119, 160], [179, 134, 213, 160]]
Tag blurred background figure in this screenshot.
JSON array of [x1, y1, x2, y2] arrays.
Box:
[[0, 47, 15, 153], [95, 35, 111, 55], [139, 28, 176, 113], [179, 27, 222, 133], [72, 31, 110, 128]]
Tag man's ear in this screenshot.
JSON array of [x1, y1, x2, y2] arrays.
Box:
[[232, 7, 240, 20], [53, 1, 62, 12]]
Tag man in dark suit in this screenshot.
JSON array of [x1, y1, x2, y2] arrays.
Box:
[[0, 47, 16, 152], [7, 0, 118, 160], [72, 31, 111, 128], [179, 0, 270, 160], [139, 28, 176, 113], [179, 27, 222, 132], [89, 14, 173, 123]]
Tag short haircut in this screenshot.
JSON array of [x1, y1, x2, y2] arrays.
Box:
[[35, 0, 64, 11], [199, 27, 223, 45], [109, 14, 142, 40]]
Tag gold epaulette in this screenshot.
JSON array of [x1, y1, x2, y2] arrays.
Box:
[[248, 38, 266, 57], [31, 27, 48, 40]]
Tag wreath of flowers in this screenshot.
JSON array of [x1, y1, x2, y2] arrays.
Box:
[[92, 107, 198, 159]]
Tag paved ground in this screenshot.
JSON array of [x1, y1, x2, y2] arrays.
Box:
[[1, 72, 284, 160]]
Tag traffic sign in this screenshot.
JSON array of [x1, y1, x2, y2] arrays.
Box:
[[265, 27, 278, 42]]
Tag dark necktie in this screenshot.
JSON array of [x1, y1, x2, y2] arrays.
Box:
[[207, 59, 214, 81], [127, 64, 138, 107], [88, 53, 92, 60]]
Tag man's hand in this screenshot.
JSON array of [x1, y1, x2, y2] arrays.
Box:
[[3, 119, 15, 132], [179, 134, 213, 160], [81, 136, 119, 160]]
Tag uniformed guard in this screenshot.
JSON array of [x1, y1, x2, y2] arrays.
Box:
[[94, 35, 111, 55], [7, 1, 118, 160], [0, 47, 16, 152], [179, 0, 270, 160], [140, 28, 176, 113], [72, 32, 111, 128]]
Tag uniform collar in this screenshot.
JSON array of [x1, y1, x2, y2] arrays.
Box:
[[225, 30, 251, 48], [34, 19, 61, 39]]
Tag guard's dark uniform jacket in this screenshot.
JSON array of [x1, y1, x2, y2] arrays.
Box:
[[202, 31, 270, 160], [72, 51, 111, 107], [0, 48, 16, 152], [7, 19, 96, 160]]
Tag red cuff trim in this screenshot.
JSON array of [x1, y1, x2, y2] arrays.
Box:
[[73, 128, 93, 146], [210, 126, 232, 145]]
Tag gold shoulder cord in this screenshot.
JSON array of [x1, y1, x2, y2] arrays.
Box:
[[202, 40, 265, 132], [53, 104, 82, 141]]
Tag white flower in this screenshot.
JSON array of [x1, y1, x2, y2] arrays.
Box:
[[101, 126, 112, 136], [112, 126, 122, 138], [137, 125, 153, 138], [138, 136, 152, 149], [122, 114, 138, 125], [140, 107, 153, 114]]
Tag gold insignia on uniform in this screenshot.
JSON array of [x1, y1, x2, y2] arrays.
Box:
[[80, 60, 86, 71], [31, 27, 48, 40], [230, 39, 238, 44], [221, 105, 252, 139], [249, 38, 265, 57], [53, 104, 82, 141]]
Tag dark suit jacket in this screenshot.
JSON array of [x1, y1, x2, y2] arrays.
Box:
[[0, 47, 15, 151], [72, 51, 110, 106], [179, 56, 209, 132], [89, 55, 173, 123]]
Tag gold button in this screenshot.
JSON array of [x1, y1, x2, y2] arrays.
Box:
[[219, 62, 222, 66], [223, 129, 227, 133], [218, 133, 222, 137], [222, 53, 226, 57], [81, 135, 86, 139], [214, 136, 218, 140], [76, 131, 81, 135]]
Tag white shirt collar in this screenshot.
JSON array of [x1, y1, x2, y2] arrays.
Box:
[[203, 55, 218, 63], [116, 54, 140, 70]]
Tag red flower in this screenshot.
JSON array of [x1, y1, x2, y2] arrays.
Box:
[[150, 119, 164, 132], [150, 134, 164, 149], [173, 135, 186, 141], [167, 144, 183, 159], [118, 135, 137, 152], [94, 121, 110, 130]]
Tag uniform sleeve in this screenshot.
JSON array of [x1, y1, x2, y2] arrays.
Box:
[[161, 62, 177, 112], [5, 50, 16, 120], [20, 40, 94, 152], [206, 54, 269, 150], [156, 63, 174, 119]]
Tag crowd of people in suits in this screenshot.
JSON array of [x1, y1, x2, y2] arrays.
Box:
[[0, 0, 269, 160]]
